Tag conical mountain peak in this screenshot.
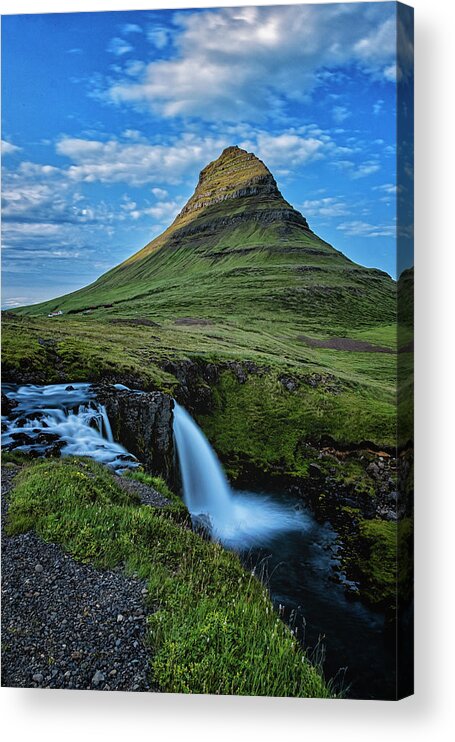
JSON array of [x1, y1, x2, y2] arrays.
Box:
[[177, 145, 282, 219], [16, 141, 394, 335]]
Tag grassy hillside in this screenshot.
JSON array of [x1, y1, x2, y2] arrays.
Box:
[[3, 146, 402, 455], [15, 146, 395, 332]]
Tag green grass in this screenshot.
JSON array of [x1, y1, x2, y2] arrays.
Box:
[[354, 516, 413, 609], [198, 368, 396, 480], [2, 311, 398, 453], [5, 457, 333, 697], [3, 163, 401, 457], [357, 519, 398, 606]]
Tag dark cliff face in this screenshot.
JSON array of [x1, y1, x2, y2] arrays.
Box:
[[96, 387, 175, 484]]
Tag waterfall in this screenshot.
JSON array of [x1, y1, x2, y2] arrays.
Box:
[[172, 402, 306, 550], [173, 402, 231, 520], [99, 404, 114, 442], [2, 383, 137, 471]]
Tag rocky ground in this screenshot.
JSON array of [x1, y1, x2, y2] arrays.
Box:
[[1, 464, 161, 692]]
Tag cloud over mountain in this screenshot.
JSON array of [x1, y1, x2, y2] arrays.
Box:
[[106, 4, 397, 122]]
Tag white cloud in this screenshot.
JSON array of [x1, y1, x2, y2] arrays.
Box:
[[106, 37, 133, 57], [146, 26, 171, 50], [337, 220, 396, 238], [143, 199, 182, 221], [104, 4, 397, 123], [240, 132, 324, 172], [373, 99, 384, 115], [1, 139, 21, 155], [383, 64, 397, 82], [2, 296, 35, 308], [120, 23, 143, 35], [56, 133, 228, 186], [375, 183, 398, 195], [353, 16, 396, 70], [301, 197, 350, 218], [332, 106, 350, 124], [151, 187, 169, 200], [1, 161, 120, 267], [374, 183, 404, 203], [352, 161, 381, 179], [333, 158, 381, 179], [54, 128, 331, 187]]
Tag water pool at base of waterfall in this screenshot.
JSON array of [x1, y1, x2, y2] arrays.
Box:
[[228, 488, 397, 700]]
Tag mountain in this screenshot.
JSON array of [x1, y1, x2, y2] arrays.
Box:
[[18, 145, 395, 334], [5, 146, 399, 454]]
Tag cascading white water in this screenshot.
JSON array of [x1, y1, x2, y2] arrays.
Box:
[[2, 383, 137, 471], [173, 402, 231, 520], [172, 402, 307, 550]]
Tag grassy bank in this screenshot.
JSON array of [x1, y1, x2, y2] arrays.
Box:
[[5, 457, 333, 697]]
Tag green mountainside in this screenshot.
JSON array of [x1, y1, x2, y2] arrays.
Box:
[[4, 146, 400, 456], [17, 145, 395, 332]]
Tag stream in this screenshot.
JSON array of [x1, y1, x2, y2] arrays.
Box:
[[2, 382, 396, 699]]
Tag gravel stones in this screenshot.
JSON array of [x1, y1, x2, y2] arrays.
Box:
[[1, 466, 156, 692]]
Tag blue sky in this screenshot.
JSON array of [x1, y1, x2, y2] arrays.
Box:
[[1, 2, 413, 308]]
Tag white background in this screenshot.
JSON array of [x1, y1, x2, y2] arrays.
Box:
[[1, 0, 454, 740]]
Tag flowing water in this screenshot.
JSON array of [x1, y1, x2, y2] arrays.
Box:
[[173, 402, 306, 548], [172, 401, 396, 699], [2, 385, 395, 698], [1, 383, 138, 471]]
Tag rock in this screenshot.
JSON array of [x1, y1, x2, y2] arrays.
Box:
[[44, 440, 66, 458], [65, 385, 75, 391], [92, 670, 105, 686], [366, 462, 380, 477], [2, 468, 152, 693], [117, 614, 124, 623], [35, 564, 44, 573], [10, 432, 35, 447], [1, 393, 18, 416], [96, 387, 175, 483], [278, 374, 299, 392], [309, 463, 323, 478]]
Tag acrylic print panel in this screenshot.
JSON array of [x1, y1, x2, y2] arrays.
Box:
[[1, 1, 414, 700]]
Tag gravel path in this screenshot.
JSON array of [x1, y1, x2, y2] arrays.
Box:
[[115, 475, 170, 507], [1, 464, 158, 692]]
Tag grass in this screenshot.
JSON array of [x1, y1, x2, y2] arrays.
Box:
[[357, 519, 398, 606], [197, 368, 396, 480], [2, 167, 403, 457], [351, 516, 412, 610], [5, 457, 334, 697], [3, 146, 406, 459]]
